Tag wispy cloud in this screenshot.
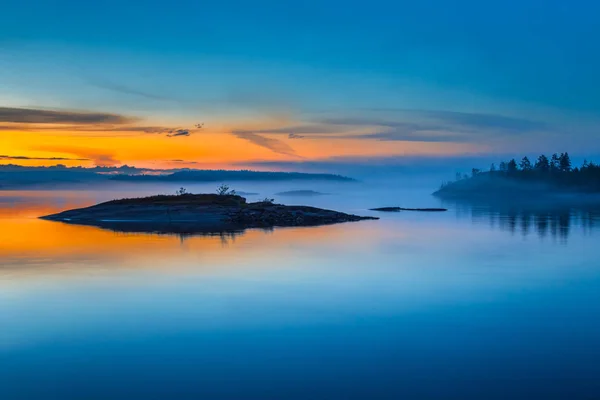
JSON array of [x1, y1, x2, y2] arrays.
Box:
[[420, 110, 548, 132], [169, 159, 198, 164], [87, 78, 178, 102], [250, 110, 551, 144], [318, 110, 548, 134], [235, 125, 342, 135], [0, 154, 89, 161], [231, 130, 298, 157], [0, 106, 201, 138], [33, 146, 120, 166], [167, 129, 190, 137], [346, 131, 467, 142], [0, 107, 135, 124]]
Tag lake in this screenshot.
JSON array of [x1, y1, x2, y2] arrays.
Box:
[[1, 180, 600, 399]]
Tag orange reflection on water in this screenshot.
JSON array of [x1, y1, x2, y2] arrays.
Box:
[[0, 191, 389, 279]]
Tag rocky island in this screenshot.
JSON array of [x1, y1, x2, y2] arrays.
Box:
[[40, 193, 377, 234]]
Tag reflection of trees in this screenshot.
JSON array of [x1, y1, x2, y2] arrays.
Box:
[[446, 201, 600, 242]]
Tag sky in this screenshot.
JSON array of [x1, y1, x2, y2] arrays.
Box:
[[1, 0, 600, 170]]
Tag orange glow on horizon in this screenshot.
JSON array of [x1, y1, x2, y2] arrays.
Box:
[[0, 122, 485, 169]]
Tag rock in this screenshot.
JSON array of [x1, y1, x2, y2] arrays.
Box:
[[370, 207, 447, 212]]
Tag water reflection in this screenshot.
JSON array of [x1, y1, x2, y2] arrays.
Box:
[[5, 189, 600, 399], [48, 219, 254, 240], [447, 200, 600, 242]]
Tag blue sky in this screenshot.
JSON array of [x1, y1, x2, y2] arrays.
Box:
[[1, 0, 600, 166]]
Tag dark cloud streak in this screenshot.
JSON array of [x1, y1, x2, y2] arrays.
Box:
[[87, 78, 185, 102], [167, 129, 190, 137], [258, 110, 551, 144], [0, 155, 89, 161], [0, 107, 134, 124], [231, 131, 298, 157]]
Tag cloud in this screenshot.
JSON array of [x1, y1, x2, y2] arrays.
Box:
[[318, 111, 546, 134], [169, 159, 198, 164], [0, 108, 199, 138], [251, 110, 551, 144], [231, 130, 298, 157], [421, 110, 547, 132], [0, 107, 134, 124], [33, 146, 120, 166], [238, 125, 342, 135], [167, 129, 190, 137], [87, 79, 178, 102], [347, 130, 467, 142], [0, 154, 89, 161]]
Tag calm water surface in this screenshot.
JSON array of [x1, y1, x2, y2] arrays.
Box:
[[1, 181, 600, 399]]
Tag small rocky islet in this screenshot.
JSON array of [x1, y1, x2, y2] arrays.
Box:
[[40, 193, 378, 232]]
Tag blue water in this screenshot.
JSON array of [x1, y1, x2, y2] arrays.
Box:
[[1, 181, 600, 399]]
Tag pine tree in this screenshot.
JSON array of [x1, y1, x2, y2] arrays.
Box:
[[559, 152, 572, 172], [550, 153, 560, 172], [520, 156, 532, 171], [507, 159, 518, 173], [535, 154, 550, 173]]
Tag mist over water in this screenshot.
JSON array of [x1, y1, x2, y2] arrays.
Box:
[[2, 176, 600, 399]]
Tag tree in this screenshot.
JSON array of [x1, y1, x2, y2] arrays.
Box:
[[499, 161, 508, 172], [216, 184, 236, 196], [471, 168, 481, 178], [550, 153, 560, 172], [490, 163, 496, 172], [176, 187, 188, 196], [520, 156, 532, 171], [559, 152, 572, 172], [507, 159, 518, 173], [535, 154, 550, 173]]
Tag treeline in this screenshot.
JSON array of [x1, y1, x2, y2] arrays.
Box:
[[466, 152, 600, 191], [110, 170, 355, 182]]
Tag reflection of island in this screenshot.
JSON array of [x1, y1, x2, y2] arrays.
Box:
[[40, 193, 377, 235], [445, 199, 600, 241]]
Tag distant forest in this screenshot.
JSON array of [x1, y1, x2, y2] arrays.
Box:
[[0, 164, 353, 189], [437, 152, 600, 196], [110, 170, 354, 182]]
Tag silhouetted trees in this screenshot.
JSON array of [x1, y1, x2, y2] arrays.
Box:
[[559, 152, 572, 172], [460, 153, 600, 192], [520, 156, 532, 171], [535, 155, 550, 172], [550, 153, 561, 172]]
